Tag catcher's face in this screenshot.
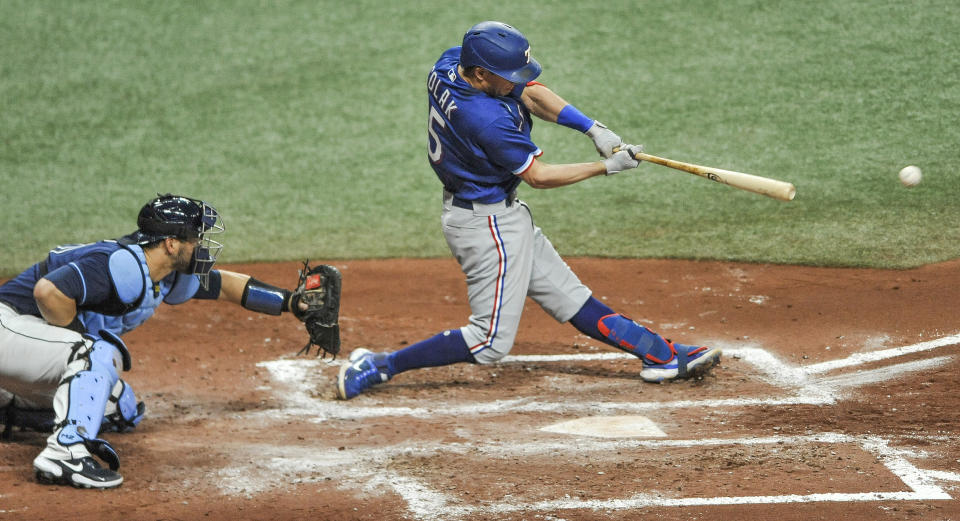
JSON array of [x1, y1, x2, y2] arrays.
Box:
[[172, 238, 197, 274]]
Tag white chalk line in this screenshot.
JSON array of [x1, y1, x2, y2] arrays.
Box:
[[926, 470, 960, 482], [461, 432, 954, 512], [255, 334, 959, 421], [240, 334, 960, 516], [817, 356, 951, 390], [365, 474, 473, 520], [244, 394, 840, 425], [482, 491, 934, 513], [804, 334, 960, 374], [214, 433, 953, 516]]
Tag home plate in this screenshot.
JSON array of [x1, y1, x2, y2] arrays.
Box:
[[541, 415, 667, 438]]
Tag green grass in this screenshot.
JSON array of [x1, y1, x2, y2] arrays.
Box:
[[2, 0, 958, 275]]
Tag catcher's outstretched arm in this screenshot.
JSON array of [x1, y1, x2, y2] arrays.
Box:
[[216, 270, 296, 315], [202, 265, 340, 357], [217, 271, 254, 304]]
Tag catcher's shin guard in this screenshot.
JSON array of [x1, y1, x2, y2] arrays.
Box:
[[51, 337, 124, 469], [102, 379, 145, 433]]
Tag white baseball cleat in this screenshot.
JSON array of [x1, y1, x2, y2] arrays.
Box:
[[640, 345, 722, 382]]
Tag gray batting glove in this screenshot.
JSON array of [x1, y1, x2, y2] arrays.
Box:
[[603, 144, 644, 175], [585, 121, 621, 158]]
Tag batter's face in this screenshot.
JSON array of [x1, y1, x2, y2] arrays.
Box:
[[474, 68, 516, 97]]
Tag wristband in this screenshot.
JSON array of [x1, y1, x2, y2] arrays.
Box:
[[557, 104, 594, 133], [241, 277, 291, 316]]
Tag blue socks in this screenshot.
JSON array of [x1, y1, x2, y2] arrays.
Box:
[[387, 329, 475, 376], [569, 297, 673, 362], [383, 298, 677, 376]]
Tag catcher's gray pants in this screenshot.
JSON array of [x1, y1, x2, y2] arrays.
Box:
[[0, 302, 77, 408], [0, 302, 109, 460], [441, 191, 591, 364]]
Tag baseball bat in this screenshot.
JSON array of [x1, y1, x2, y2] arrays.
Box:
[[617, 148, 797, 202]]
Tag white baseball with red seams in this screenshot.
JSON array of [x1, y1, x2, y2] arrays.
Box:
[[898, 165, 922, 187]]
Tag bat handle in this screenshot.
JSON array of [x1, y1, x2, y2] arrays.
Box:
[[610, 145, 645, 161]]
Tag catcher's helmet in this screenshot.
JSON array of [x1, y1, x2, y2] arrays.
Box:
[[460, 21, 541, 84], [131, 194, 224, 287]]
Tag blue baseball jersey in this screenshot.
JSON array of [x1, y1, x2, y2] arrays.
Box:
[[0, 238, 217, 337], [426, 47, 542, 204]]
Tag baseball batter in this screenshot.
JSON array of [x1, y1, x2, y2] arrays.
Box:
[[0, 194, 308, 489], [337, 21, 721, 399]]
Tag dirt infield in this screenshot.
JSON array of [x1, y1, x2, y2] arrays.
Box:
[[2, 258, 960, 521]]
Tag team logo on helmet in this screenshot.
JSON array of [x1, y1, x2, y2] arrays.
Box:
[[460, 21, 542, 84]]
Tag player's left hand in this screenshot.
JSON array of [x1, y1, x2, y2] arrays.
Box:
[[291, 261, 342, 358], [585, 121, 622, 158]]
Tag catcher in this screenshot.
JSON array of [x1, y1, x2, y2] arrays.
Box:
[[0, 193, 340, 489]]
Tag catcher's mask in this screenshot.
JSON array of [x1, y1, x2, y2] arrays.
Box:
[[131, 193, 224, 288]]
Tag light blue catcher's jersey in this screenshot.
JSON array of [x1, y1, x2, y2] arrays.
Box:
[[79, 254, 202, 337], [426, 47, 542, 204], [0, 240, 146, 318], [0, 238, 205, 340]]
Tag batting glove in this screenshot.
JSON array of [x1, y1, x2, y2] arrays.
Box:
[[585, 121, 622, 158], [603, 144, 643, 175]]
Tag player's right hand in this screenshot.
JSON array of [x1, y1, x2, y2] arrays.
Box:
[[603, 144, 643, 175]]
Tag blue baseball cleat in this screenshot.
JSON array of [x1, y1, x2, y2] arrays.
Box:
[[596, 313, 721, 382], [640, 342, 722, 382], [347, 347, 389, 366], [336, 349, 391, 400]]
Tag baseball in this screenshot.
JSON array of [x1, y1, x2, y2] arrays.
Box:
[[898, 165, 922, 187]]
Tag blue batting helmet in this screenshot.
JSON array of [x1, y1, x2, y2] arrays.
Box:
[[460, 21, 541, 84]]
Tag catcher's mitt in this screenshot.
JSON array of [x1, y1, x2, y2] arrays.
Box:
[[292, 260, 342, 358]]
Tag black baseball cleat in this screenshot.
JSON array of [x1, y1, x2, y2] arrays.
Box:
[[33, 455, 123, 489]]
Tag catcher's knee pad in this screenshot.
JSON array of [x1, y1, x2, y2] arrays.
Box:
[[597, 314, 670, 362], [96, 329, 131, 371]]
